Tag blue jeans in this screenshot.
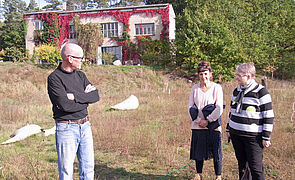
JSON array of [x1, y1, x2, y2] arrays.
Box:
[[55, 121, 94, 180]]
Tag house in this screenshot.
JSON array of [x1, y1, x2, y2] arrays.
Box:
[[23, 3, 175, 65]]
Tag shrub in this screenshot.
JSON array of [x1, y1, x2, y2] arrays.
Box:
[[137, 36, 175, 66], [3, 47, 24, 62], [102, 52, 114, 65], [0, 49, 5, 61], [33, 44, 61, 65]]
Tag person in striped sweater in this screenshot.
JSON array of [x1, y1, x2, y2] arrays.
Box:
[[226, 63, 274, 180]]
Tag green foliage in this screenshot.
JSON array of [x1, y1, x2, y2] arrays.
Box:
[[0, 0, 26, 56], [275, 50, 295, 79], [64, 0, 142, 10], [66, 0, 89, 10], [176, 0, 295, 80], [0, 49, 5, 61], [102, 52, 114, 65], [4, 47, 25, 62], [34, 12, 59, 46], [117, 0, 143, 6], [136, 36, 175, 66], [43, 0, 62, 10], [27, 0, 39, 12], [146, 0, 187, 16], [33, 44, 61, 65], [74, 15, 103, 62]]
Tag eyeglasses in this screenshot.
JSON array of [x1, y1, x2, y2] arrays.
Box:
[[236, 73, 247, 78], [68, 55, 84, 62]]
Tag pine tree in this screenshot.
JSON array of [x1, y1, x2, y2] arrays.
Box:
[[0, 0, 26, 61], [27, 0, 38, 12], [43, 0, 62, 10]]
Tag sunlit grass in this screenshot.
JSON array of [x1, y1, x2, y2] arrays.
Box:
[[0, 62, 294, 179]]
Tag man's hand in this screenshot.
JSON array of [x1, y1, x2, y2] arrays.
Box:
[[263, 140, 271, 148], [84, 84, 96, 93], [67, 93, 74, 100], [198, 120, 208, 128]]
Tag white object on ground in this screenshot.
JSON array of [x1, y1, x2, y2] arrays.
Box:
[[111, 95, 139, 110], [1, 124, 42, 145], [113, 60, 122, 66], [44, 126, 56, 136]]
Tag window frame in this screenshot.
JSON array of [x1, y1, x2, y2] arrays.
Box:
[[68, 25, 77, 39], [135, 23, 155, 36], [101, 22, 119, 38], [102, 46, 122, 63], [34, 20, 44, 30]]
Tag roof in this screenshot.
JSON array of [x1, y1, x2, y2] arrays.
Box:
[[24, 3, 171, 16]]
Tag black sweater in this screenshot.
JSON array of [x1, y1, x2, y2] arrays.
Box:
[[47, 63, 100, 121]]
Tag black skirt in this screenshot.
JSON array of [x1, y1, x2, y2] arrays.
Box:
[[190, 129, 222, 161]]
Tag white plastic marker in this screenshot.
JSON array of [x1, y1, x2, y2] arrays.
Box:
[[1, 124, 42, 145]]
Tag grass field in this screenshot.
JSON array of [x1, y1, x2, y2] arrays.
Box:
[[0, 62, 294, 179]]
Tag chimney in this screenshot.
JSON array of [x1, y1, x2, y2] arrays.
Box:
[[62, 2, 66, 10]]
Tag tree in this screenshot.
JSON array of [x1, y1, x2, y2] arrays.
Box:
[[27, 0, 38, 12], [176, 0, 295, 80], [145, 0, 186, 15], [73, 15, 103, 62], [0, 0, 26, 61], [112, 0, 144, 6], [43, 0, 62, 10], [66, 0, 89, 10], [176, 0, 244, 81]]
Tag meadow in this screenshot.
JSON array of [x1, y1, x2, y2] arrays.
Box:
[[0, 62, 294, 179]]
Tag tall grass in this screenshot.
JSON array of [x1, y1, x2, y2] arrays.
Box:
[[0, 62, 294, 179]]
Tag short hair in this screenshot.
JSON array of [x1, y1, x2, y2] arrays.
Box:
[[236, 63, 256, 77], [61, 43, 83, 61], [197, 61, 212, 73]]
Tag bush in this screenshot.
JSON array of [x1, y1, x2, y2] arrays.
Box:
[[0, 49, 5, 61], [3, 47, 24, 62], [102, 52, 114, 65], [33, 44, 61, 65], [137, 36, 175, 66]]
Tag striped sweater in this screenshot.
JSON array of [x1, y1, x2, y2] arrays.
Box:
[[226, 80, 274, 140]]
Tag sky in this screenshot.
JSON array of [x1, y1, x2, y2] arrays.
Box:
[[24, 0, 49, 9]]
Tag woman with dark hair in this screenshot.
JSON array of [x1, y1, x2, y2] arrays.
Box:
[[188, 61, 223, 180]]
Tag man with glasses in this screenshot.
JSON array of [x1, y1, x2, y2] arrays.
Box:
[[48, 43, 99, 179]]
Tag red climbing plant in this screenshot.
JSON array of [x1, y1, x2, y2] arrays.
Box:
[[34, 12, 59, 45], [33, 5, 170, 64]]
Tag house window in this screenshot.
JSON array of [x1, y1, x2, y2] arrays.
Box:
[[35, 20, 43, 30], [135, 23, 155, 36], [34, 20, 43, 46], [102, 22, 118, 38], [102, 46, 122, 63], [69, 25, 77, 39]]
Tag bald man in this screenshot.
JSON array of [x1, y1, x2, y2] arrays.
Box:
[[47, 43, 99, 180]]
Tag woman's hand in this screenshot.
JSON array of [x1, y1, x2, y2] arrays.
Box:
[[198, 120, 208, 128], [226, 132, 231, 143]]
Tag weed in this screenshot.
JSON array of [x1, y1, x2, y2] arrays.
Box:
[[0, 62, 294, 179]]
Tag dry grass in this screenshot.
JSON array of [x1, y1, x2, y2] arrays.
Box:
[[0, 62, 294, 179]]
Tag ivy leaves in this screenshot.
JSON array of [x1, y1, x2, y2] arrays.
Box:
[[74, 15, 103, 62]]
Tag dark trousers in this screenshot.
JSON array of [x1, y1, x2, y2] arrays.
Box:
[[230, 133, 265, 180], [196, 159, 222, 175]]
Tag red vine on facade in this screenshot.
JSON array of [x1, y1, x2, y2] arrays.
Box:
[[33, 5, 170, 64], [34, 12, 59, 45]]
